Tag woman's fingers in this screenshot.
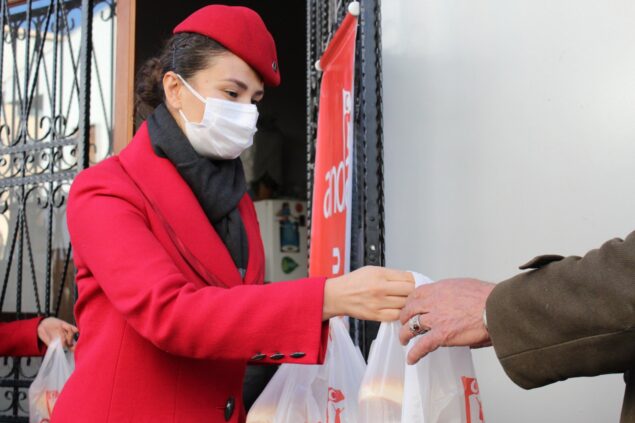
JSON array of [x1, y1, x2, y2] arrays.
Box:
[[378, 295, 408, 310], [382, 268, 415, 283], [62, 321, 79, 333], [37, 317, 79, 349], [64, 330, 75, 349], [329, 266, 419, 322], [383, 281, 416, 297], [376, 309, 400, 322]]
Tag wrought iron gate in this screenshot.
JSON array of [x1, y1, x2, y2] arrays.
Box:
[[0, 0, 114, 419], [306, 0, 384, 357]]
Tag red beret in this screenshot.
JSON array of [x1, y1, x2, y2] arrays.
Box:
[[173, 5, 280, 87]]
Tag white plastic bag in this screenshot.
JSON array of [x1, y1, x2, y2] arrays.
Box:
[[246, 362, 323, 423], [28, 338, 74, 423], [358, 321, 405, 423], [247, 317, 366, 423], [359, 272, 485, 423]]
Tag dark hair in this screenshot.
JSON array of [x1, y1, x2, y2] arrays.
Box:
[[134, 33, 227, 124]]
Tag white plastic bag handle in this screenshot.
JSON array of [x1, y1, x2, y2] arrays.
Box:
[[29, 337, 74, 423]]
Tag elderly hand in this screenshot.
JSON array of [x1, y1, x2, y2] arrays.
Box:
[[37, 317, 79, 351], [398, 278, 495, 365]]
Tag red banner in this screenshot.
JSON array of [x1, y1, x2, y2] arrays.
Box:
[[309, 13, 358, 278]]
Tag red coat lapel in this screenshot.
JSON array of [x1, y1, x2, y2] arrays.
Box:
[[118, 123, 264, 288]]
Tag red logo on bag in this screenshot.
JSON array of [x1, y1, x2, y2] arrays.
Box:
[[45, 390, 60, 414], [461, 377, 484, 423], [326, 388, 345, 423]]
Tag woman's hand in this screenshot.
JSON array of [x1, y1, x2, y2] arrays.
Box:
[[323, 266, 415, 321], [37, 317, 79, 351]]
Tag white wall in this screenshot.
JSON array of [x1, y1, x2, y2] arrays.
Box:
[[381, 1, 635, 422]]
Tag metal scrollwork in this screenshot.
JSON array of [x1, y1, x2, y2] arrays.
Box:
[[0, 0, 114, 420]]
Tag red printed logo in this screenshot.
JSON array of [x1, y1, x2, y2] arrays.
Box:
[[461, 377, 484, 423], [326, 387, 345, 423]]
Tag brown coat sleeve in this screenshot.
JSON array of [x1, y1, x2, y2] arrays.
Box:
[[486, 231, 635, 389]]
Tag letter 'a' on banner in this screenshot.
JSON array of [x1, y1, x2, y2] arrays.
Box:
[[309, 3, 359, 278]]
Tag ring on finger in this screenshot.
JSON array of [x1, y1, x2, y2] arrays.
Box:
[[408, 314, 430, 335]]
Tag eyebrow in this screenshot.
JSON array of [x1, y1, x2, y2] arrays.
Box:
[[222, 78, 264, 97]]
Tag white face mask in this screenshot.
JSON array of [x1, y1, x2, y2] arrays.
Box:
[[177, 74, 259, 160]]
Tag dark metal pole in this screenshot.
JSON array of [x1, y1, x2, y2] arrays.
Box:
[[358, 0, 385, 358], [78, 0, 93, 171]]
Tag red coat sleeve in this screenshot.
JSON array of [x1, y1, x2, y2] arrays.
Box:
[[67, 165, 329, 364], [0, 318, 46, 357]]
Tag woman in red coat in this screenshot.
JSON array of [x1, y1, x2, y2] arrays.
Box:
[[52, 5, 413, 423], [0, 317, 78, 356]]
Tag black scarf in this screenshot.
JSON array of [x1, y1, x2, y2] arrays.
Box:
[[147, 103, 249, 276]]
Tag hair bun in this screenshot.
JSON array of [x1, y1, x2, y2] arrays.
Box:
[[134, 57, 164, 124]]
